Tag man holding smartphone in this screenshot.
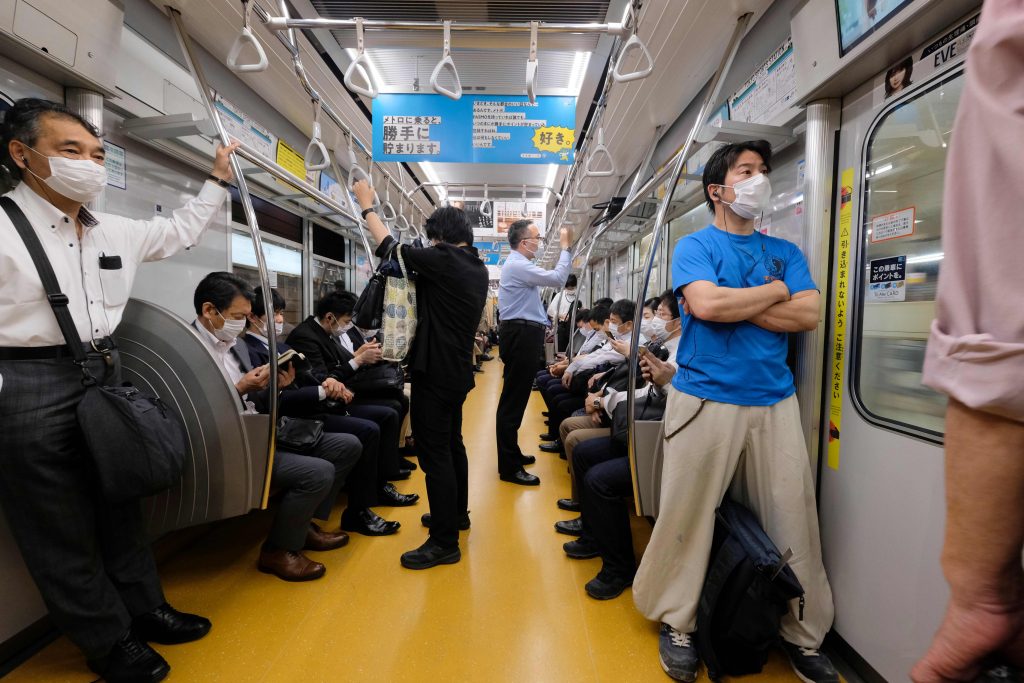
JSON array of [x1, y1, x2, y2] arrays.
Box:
[[495, 220, 572, 486]]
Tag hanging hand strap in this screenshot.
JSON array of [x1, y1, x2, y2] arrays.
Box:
[[0, 198, 93, 379]]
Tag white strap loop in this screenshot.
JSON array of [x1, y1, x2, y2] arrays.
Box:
[[566, 198, 590, 215], [575, 174, 601, 198], [344, 18, 379, 98], [395, 214, 411, 233], [585, 127, 616, 178], [521, 185, 529, 214], [611, 33, 654, 83], [480, 184, 492, 217], [525, 21, 540, 104], [304, 104, 330, 171], [431, 21, 463, 100], [227, 3, 268, 73]]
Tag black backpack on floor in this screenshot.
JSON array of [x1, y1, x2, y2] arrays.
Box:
[[696, 498, 805, 680]]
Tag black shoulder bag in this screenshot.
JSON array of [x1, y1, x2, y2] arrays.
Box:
[[2, 197, 187, 504]]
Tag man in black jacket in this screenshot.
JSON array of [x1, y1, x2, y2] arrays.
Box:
[[354, 180, 489, 570], [287, 292, 410, 480]]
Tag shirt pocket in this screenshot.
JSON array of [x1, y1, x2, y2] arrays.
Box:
[[98, 258, 130, 308]]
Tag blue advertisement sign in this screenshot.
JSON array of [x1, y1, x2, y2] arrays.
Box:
[[373, 94, 576, 165]]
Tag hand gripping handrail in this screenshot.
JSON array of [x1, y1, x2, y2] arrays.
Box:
[[575, 174, 601, 199], [431, 21, 463, 101], [344, 18, 379, 98], [227, 1, 269, 73], [345, 138, 379, 208], [585, 127, 616, 178], [611, 32, 654, 83], [480, 184, 492, 217], [525, 21, 540, 104], [304, 102, 330, 171]]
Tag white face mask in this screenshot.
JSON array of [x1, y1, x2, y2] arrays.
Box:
[[215, 311, 246, 342], [256, 318, 284, 337], [358, 327, 378, 339], [24, 146, 107, 203], [721, 173, 772, 220], [565, 291, 576, 300], [607, 322, 619, 336], [336, 321, 354, 336], [642, 316, 669, 342]]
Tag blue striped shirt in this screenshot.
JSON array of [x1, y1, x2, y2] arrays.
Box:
[[498, 249, 572, 325]]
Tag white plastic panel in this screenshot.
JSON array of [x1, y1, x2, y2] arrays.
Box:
[[12, 0, 77, 66]]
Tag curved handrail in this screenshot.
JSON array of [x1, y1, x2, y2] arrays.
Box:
[[525, 21, 539, 104], [227, 27, 269, 73], [566, 198, 590, 215], [431, 21, 463, 100], [394, 214, 411, 233], [585, 127, 616, 178], [344, 18, 379, 98], [379, 199, 398, 224], [304, 107, 330, 171], [611, 33, 654, 83]]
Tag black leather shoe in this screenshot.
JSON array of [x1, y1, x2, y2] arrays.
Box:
[[401, 539, 461, 569], [421, 512, 471, 530], [133, 603, 211, 645], [499, 470, 540, 486], [379, 483, 419, 507], [520, 455, 537, 466], [387, 468, 413, 481], [585, 569, 634, 600], [542, 411, 550, 417], [480, 353, 493, 361], [400, 457, 417, 470], [539, 432, 557, 441], [555, 517, 583, 536], [539, 441, 563, 453], [88, 632, 170, 683], [473, 364, 484, 373], [557, 498, 580, 512], [341, 508, 401, 536], [564, 539, 600, 559]]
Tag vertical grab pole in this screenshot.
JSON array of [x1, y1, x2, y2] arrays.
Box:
[[566, 236, 598, 357], [625, 12, 753, 517], [169, 7, 279, 509]]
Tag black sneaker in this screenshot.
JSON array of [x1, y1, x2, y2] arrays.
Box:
[[554, 517, 583, 536], [658, 624, 699, 682], [584, 568, 633, 600], [400, 539, 461, 570], [781, 641, 840, 683]]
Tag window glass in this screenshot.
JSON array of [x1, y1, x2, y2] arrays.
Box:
[[313, 258, 349, 302], [611, 248, 629, 300], [353, 247, 372, 293], [231, 231, 303, 327], [855, 71, 963, 437], [591, 260, 607, 304]]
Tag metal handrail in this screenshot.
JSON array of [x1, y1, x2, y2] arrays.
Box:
[[624, 12, 753, 517], [169, 6, 279, 509], [263, 17, 628, 36]]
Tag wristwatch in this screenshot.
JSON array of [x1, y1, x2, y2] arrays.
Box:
[[361, 207, 376, 219]]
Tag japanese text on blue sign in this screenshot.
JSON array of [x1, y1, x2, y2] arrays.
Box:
[[373, 94, 576, 165]]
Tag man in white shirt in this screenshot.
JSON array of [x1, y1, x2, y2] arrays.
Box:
[[0, 98, 235, 683], [546, 273, 579, 352]]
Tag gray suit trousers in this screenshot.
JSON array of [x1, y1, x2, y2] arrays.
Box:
[[0, 352, 165, 659]]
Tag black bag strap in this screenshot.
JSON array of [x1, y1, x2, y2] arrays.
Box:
[[1, 197, 93, 378]]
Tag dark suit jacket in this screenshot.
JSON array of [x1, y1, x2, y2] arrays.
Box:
[[286, 316, 365, 383], [242, 333, 328, 417], [192, 320, 276, 414]]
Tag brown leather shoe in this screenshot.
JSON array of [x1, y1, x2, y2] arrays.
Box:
[[257, 547, 326, 582], [304, 523, 349, 551]]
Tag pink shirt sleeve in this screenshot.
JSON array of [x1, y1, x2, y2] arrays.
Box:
[[922, 0, 1024, 423]]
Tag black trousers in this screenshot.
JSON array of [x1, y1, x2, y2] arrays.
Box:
[[0, 352, 165, 659], [495, 322, 545, 475], [573, 437, 636, 579], [411, 372, 470, 549], [321, 414, 381, 510], [350, 401, 403, 478]]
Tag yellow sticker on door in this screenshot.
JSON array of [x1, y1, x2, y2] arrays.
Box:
[[828, 168, 855, 470]]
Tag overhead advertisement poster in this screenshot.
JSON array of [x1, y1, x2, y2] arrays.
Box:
[[373, 94, 576, 165], [728, 37, 797, 126], [867, 255, 907, 302], [215, 94, 276, 160]]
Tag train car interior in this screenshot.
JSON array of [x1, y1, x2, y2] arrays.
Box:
[[0, 0, 992, 680]]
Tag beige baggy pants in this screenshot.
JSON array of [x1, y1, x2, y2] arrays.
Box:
[[559, 415, 610, 500], [632, 389, 834, 648]]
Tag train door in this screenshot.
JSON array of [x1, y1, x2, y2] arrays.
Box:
[[819, 12, 975, 679]]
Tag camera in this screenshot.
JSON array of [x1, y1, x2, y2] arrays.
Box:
[[646, 341, 670, 362]]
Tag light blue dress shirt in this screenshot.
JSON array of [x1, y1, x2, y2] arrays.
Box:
[[498, 249, 572, 325]]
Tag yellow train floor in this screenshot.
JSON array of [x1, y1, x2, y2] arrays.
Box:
[[7, 356, 803, 683]]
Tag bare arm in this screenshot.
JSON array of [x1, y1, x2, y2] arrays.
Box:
[[682, 279, 790, 323], [352, 180, 391, 246], [747, 290, 820, 332], [912, 399, 1024, 682]]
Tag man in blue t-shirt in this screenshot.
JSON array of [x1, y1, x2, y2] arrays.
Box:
[[632, 141, 838, 683]]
